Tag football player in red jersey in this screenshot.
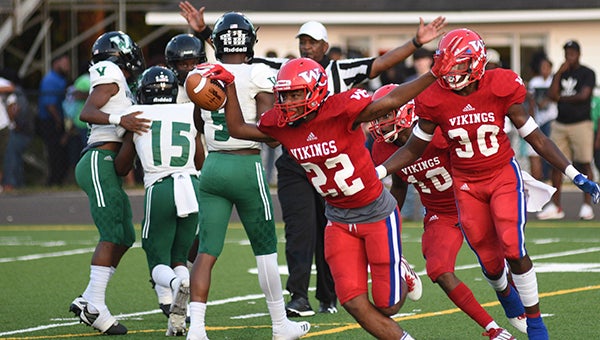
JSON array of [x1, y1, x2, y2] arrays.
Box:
[[369, 85, 515, 340], [194, 53, 459, 339], [378, 28, 600, 340]]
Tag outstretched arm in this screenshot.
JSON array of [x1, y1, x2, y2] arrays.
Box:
[[370, 16, 446, 78], [114, 131, 136, 176], [377, 119, 434, 179], [509, 102, 600, 203]]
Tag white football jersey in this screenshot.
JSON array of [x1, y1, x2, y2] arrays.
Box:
[[200, 62, 276, 151], [176, 84, 191, 104], [126, 102, 198, 187], [86, 61, 135, 145]]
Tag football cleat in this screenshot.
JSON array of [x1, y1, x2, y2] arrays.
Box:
[[160, 303, 172, 318], [483, 328, 515, 340], [579, 203, 595, 220], [285, 297, 315, 317], [508, 313, 528, 334], [401, 256, 423, 301], [167, 278, 190, 336], [70, 296, 127, 335], [272, 319, 311, 340], [318, 301, 338, 314], [536, 203, 564, 220]]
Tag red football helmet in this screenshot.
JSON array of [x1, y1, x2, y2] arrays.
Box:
[[436, 28, 487, 90], [368, 84, 416, 143], [274, 58, 328, 126]]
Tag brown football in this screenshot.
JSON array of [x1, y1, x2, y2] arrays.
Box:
[[185, 73, 227, 111]]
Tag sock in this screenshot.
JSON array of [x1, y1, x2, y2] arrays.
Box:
[[511, 267, 539, 307], [188, 301, 208, 337], [256, 253, 287, 326], [484, 321, 501, 332], [256, 253, 284, 302], [496, 283, 526, 318], [173, 265, 190, 283], [447, 282, 494, 329], [82, 265, 112, 313], [484, 270, 508, 292], [151, 264, 177, 290], [155, 283, 173, 305]]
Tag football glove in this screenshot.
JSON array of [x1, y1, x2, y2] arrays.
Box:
[[194, 63, 235, 86], [573, 174, 600, 204], [430, 36, 469, 78]]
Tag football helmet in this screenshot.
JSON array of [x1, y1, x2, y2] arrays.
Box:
[[273, 58, 328, 127], [91, 31, 146, 84], [436, 28, 486, 90], [212, 12, 257, 60], [136, 66, 178, 104], [368, 84, 416, 143], [165, 34, 207, 85]]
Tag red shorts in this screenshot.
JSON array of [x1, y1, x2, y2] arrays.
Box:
[[324, 208, 402, 308], [421, 212, 463, 282], [453, 160, 527, 276]]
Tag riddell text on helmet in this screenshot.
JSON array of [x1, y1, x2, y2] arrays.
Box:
[[223, 47, 248, 53]]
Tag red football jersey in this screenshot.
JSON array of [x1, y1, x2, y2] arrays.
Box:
[[415, 68, 526, 179], [371, 129, 456, 215], [258, 88, 383, 209]]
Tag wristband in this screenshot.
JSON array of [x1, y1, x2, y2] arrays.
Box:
[[412, 37, 423, 48], [197, 26, 213, 42], [375, 165, 388, 180], [564, 164, 580, 181], [108, 114, 121, 125]]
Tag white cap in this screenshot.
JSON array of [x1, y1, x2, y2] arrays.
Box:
[[487, 48, 501, 66], [296, 21, 328, 42]]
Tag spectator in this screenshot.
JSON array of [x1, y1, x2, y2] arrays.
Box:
[[405, 47, 433, 82], [63, 72, 91, 180], [486, 48, 503, 69], [38, 54, 70, 186], [526, 53, 557, 181], [327, 46, 344, 60], [539, 40, 597, 220], [0, 74, 15, 190], [2, 69, 32, 192]]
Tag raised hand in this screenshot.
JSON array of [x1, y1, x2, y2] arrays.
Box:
[[195, 63, 235, 86], [414, 16, 447, 45], [179, 1, 206, 33], [573, 174, 600, 204]]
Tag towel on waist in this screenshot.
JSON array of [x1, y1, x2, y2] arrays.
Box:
[[172, 172, 198, 218], [521, 170, 556, 212]]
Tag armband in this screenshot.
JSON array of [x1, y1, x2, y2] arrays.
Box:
[[108, 114, 121, 125], [564, 164, 580, 181], [197, 26, 213, 42], [375, 165, 388, 180], [412, 124, 433, 142], [517, 117, 538, 138], [412, 37, 423, 48]]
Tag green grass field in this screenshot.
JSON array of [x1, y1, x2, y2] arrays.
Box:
[[1, 221, 599, 339]]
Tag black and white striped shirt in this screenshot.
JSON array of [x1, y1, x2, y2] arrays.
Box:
[[251, 56, 374, 96]]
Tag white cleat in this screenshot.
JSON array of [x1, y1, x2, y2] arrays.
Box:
[[272, 319, 310, 340], [509, 313, 528, 334], [401, 256, 423, 301]]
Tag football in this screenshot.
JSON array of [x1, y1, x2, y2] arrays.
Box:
[[185, 72, 227, 111]]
